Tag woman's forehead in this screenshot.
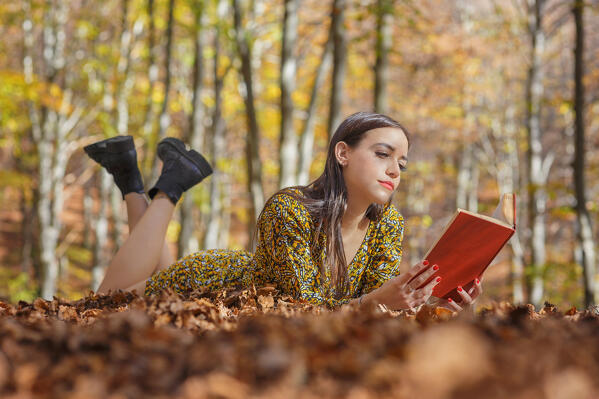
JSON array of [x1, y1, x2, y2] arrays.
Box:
[[361, 127, 408, 148]]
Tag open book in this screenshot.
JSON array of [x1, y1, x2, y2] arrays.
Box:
[[412, 193, 516, 302]]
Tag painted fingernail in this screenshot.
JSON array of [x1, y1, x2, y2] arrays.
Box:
[[448, 298, 453, 302], [423, 260, 429, 266], [457, 286, 463, 292], [435, 277, 442, 282], [433, 265, 439, 271], [476, 278, 480, 285]]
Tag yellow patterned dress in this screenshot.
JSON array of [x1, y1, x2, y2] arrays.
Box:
[[144, 189, 405, 308]]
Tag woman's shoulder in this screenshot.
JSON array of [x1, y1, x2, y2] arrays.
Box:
[[261, 187, 311, 222]]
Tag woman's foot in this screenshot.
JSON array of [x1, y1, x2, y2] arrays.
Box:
[[148, 137, 213, 204], [83, 135, 145, 199]]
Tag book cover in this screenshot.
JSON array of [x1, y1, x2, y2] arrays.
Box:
[[413, 194, 516, 302]]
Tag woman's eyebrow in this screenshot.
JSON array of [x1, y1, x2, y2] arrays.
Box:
[[372, 143, 408, 161]]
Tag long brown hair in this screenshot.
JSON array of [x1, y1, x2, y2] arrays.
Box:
[[261, 112, 411, 298]]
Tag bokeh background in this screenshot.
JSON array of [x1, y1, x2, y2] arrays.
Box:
[[0, 0, 598, 309]]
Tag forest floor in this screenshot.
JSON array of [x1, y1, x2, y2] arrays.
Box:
[[1, 286, 599, 399]]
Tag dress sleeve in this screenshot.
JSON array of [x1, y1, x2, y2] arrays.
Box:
[[360, 206, 405, 295], [258, 193, 351, 308]]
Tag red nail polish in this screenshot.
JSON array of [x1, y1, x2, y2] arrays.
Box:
[[423, 260, 429, 266], [433, 265, 439, 271], [476, 278, 480, 285], [448, 298, 453, 302], [457, 286, 463, 292], [436, 277, 442, 282]]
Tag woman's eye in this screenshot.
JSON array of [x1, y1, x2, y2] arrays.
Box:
[[399, 163, 407, 172], [375, 151, 389, 158]]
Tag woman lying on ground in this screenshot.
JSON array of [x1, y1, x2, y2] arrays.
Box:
[[89, 112, 481, 311]]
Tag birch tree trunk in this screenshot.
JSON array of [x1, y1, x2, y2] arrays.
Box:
[[374, 0, 392, 114], [572, 0, 596, 307], [232, 0, 264, 237], [111, 0, 135, 249], [91, 171, 111, 291], [115, 0, 140, 136], [278, 0, 299, 189], [24, 0, 72, 299], [488, 104, 526, 303], [505, 106, 526, 303], [204, 8, 229, 250], [297, 36, 333, 185], [179, 2, 206, 258], [526, 0, 551, 308], [150, 0, 176, 184], [327, 0, 347, 138]]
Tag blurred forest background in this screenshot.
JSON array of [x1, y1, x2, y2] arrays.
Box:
[[0, 0, 598, 309]]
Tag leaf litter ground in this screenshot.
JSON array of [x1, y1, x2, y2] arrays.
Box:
[[1, 286, 599, 399]]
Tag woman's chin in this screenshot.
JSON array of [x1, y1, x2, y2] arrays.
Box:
[[372, 194, 392, 206]]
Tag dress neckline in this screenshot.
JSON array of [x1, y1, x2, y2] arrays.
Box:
[[346, 218, 373, 268]]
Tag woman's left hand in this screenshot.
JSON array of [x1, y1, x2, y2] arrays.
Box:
[[439, 277, 483, 312]]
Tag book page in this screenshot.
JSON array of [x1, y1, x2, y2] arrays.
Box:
[[491, 193, 515, 227]]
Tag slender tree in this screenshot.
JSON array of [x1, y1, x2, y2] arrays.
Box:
[[179, 0, 206, 258], [141, 0, 159, 180], [150, 0, 176, 184], [572, 0, 596, 307], [278, 0, 299, 189], [327, 0, 347, 138], [232, 0, 264, 237], [23, 0, 97, 299], [204, 1, 231, 249], [374, 0, 392, 114], [297, 36, 333, 185], [525, 0, 552, 307]]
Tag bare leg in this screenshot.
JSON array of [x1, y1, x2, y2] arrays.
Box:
[[124, 192, 175, 273], [97, 193, 175, 293]]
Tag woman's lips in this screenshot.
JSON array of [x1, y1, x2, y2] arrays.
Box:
[[378, 181, 394, 191]]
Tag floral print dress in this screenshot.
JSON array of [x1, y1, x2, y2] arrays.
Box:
[[144, 189, 405, 308]]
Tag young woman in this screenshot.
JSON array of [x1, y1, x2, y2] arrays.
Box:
[[89, 112, 481, 311]]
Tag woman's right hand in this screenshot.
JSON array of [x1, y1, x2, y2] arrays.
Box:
[[364, 260, 441, 310]]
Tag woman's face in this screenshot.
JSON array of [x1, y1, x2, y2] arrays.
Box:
[[336, 127, 409, 206]]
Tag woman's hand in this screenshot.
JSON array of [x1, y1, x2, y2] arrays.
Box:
[[363, 260, 442, 311], [438, 277, 483, 312]]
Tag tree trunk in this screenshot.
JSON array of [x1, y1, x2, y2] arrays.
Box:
[[91, 171, 111, 291], [278, 0, 299, 189], [232, 0, 264, 238], [110, 187, 124, 249], [572, 0, 596, 307], [327, 0, 347, 138], [83, 184, 93, 249], [297, 36, 333, 185], [150, 0, 176, 184], [141, 0, 159, 179], [179, 2, 206, 258], [374, 0, 392, 114], [204, 14, 228, 250], [526, 0, 549, 308], [505, 106, 526, 304], [115, 0, 138, 136]]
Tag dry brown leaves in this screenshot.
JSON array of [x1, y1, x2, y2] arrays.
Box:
[[1, 287, 599, 399]]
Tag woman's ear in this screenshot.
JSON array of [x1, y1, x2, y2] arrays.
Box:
[[334, 141, 351, 167]]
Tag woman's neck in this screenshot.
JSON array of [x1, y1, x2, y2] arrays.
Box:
[[341, 195, 369, 231]]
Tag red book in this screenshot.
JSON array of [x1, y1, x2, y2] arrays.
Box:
[[413, 194, 516, 302]]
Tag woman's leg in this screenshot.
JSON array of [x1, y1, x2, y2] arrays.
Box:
[[98, 192, 174, 293], [124, 192, 175, 273]]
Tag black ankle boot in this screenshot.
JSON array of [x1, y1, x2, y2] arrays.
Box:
[[83, 135, 145, 199], [148, 138, 213, 204]]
